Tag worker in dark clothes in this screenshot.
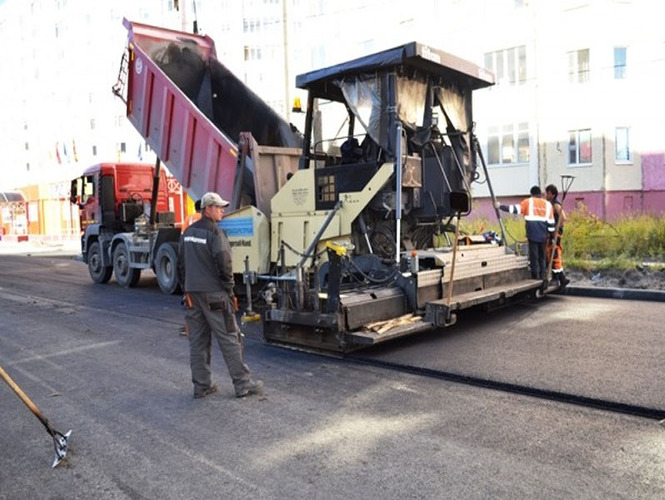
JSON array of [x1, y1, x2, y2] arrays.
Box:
[[177, 192, 263, 399], [545, 184, 570, 288], [495, 186, 555, 280]]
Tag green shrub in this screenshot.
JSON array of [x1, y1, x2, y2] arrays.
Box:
[[461, 202, 665, 268], [565, 204, 665, 261]]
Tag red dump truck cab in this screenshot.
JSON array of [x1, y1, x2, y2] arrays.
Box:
[[70, 162, 185, 294], [71, 162, 181, 235]]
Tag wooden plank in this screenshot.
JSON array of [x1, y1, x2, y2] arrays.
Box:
[[349, 320, 435, 345]]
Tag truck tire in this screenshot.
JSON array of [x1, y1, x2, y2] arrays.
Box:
[[155, 242, 181, 295], [113, 242, 141, 288], [88, 241, 112, 284]]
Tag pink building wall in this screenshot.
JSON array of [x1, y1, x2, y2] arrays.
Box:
[[472, 189, 665, 222], [471, 152, 665, 222], [642, 153, 665, 191]]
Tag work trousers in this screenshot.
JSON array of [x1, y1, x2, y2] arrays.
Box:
[[546, 240, 564, 273], [185, 291, 251, 393], [528, 240, 547, 280]]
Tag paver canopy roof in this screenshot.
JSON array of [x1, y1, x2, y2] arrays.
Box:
[[296, 41, 494, 101]]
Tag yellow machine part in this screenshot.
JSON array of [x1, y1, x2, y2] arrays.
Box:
[[269, 163, 394, 267]]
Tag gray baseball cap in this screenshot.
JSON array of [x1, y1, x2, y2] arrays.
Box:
[[200, 192, 229, 208]]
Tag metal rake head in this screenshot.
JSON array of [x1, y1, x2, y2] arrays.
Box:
[[51, 429, 72, 468]]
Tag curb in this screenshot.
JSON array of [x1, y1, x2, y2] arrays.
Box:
[[563, 286, 665, 302]]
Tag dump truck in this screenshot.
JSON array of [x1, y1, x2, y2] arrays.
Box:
[[70, 162, 186, 293], [109, 19, 547, 352], [72, 20, 302, 295]]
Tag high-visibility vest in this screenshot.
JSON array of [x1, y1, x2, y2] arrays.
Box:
[[507, 196, 555, 243]]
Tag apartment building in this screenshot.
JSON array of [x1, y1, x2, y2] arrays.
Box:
[[0, 0, 185, 190], [471, 0, 665, 219], [0, 0, 662, 219]]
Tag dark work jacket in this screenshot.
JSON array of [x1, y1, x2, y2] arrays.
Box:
[[177, 216, 234, 295]]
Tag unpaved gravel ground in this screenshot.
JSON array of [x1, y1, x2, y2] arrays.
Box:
[[568, 266, 665, 290]]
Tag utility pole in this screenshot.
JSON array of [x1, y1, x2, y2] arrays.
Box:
[[282, 0, 291, 122], [179, 0, 187, 32]]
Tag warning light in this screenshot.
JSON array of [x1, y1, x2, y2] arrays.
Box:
[[292, 96, 303, 113]]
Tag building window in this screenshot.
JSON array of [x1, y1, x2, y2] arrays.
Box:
[[517, 123, 530, 162], [120, 142, 126, 153], [90, 118, 96, 130], [244, 46, 264, 61], [615, 127, 631, 162], [26, 163, 30, 172], [25, 142, 29, 150], [92, 145, 97, 156], [484, 46, 527, 85], [568, 49, 590, 83], [614, 47, 627, 79], [487, 123, 530, 165], [568, 129, 592, 165]]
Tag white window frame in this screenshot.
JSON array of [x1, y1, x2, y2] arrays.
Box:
[[487, 123, 530, 166], [615, 127, 631, 163], [568, 129, 592, 166], [483, 46, 527, 86], [568, 48, 590, 83]]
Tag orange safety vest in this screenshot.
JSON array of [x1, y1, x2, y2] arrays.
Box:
[[507, 196, 555, 243]]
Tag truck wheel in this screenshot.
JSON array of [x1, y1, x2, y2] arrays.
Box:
[[88, 241, 112, 284], [113, 242, 141, 288], [155, 242, 181, 295]]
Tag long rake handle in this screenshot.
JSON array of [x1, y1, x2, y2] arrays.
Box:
[[545, 219, 563, 283], [445, 213, 462, 321], [545, 176, 575, 283], [0, 365, 54, 435]]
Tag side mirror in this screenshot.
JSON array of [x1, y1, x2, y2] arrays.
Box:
[[450, 191, 470, 214], [69, 179, 78, 205]]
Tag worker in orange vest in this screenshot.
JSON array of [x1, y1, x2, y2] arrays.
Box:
[[495, 186, 555, 280]]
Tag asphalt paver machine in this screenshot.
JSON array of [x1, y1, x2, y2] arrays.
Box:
[[261, 42, 541, 352]]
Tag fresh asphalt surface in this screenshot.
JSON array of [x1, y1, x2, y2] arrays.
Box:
[[353, 294, 665, 411], [0, 246, 664, 498]]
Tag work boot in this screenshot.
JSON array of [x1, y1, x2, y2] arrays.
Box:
[[193, 384, 218, 399], [235, 380, 264, 398], [557, 273, 570, 288]]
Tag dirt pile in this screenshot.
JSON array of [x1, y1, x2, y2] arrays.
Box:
[[567, 266, 665, 290]]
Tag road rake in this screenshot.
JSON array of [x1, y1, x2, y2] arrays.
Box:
[[0, 365, 72, 468]]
